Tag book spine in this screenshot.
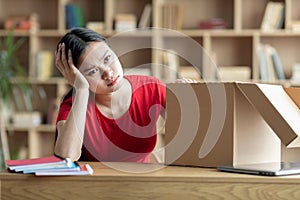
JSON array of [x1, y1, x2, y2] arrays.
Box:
[[271, 48, 285, 80], [257, 44, 269, 81], [65, 4, 74, 29], [65, 4, 84, 29], [35, 51, 53, 79], [74, 5, 84, 27], [264, 44, 277, 82]]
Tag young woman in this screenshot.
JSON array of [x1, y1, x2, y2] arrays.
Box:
[[54, 27, 166, 163]]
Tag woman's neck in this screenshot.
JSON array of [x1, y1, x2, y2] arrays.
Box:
[[95, 93, 113, 107], [94, 78, 132, 119]]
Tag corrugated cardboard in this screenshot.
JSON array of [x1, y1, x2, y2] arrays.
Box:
[[165, 82, 300, 167]]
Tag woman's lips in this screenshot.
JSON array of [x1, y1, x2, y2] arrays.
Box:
[[107, 75, 119, 87]]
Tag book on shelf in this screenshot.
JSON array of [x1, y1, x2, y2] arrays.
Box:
[[216, 66, 251, 82], [114, 13, 137, 31], [34, 50, 53, 80], [199, 18, 226, 30], [256, 43, 286, 82], [290, 63, 300, 83], [161, 49, 179, 82], [11, 85, 33, 112], [123, 67, 151, 76], [256, 43, 269, 81], [11, 85, 27, 112], [5, 155, 93, 176], [86, 21, 105, 32], [264, 44, 277, 82], [178, 66, 202, 81], [261, 1, 284, 31], [138, 3, 152, 28], [290, 21, 300, 32], [270, 46, 286, 80], [161, 3, 184, 30], [12, 111, 42, 127], [65, 3, 85, 29]]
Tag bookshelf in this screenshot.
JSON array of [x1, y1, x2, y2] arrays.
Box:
[[1, 0, 300, 159]]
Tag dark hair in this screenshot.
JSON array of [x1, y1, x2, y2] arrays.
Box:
[[57, 28, 107, 107], [57, 27, 106, 67]]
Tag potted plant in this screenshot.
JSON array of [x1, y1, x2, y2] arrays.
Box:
[[0, 30, 27, 166], [0, 30, 26, 108]]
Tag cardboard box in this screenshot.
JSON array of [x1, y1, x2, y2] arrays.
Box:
[[165, 82, 300, 167]]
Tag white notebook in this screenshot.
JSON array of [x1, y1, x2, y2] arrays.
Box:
[[35, 164, 93, 176]]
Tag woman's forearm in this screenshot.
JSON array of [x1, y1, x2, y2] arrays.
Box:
[[54, 88, 89, 161]]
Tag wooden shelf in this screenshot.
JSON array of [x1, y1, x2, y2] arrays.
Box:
[[6, 124, 56, 132]]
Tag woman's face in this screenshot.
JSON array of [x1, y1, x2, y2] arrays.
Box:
[[78, 42, 124, 94]]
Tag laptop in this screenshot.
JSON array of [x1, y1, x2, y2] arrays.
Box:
[[217, 162, 300, 176]]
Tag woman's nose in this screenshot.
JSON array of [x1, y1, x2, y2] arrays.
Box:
[[101, 67, 113, 80]]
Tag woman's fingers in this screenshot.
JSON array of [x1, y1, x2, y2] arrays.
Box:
[[60, 43, 71, 71], [67, 49, 77, 73], [55, 44, 62, 71], [68, 49, 74, 66], [55, 43, 73, 75], [55, 43, 75, 84]]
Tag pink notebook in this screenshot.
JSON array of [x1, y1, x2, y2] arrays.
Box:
[[6, 155, 63, 166]]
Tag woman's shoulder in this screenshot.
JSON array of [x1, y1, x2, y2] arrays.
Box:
[[124, 75, 165, 95], [125, 75, 164, 85]]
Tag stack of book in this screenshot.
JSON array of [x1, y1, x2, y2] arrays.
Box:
[[217, 66, 251, 82], [114, 14, 137, 31], [12, 111, 42, 127], [256, 43, 286, 82], [5, 155, 93, 176]]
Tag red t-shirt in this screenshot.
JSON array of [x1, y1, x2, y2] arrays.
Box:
[[56, 75, 166, 162]]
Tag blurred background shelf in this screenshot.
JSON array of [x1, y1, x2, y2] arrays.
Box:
[[1, 0, 299, 159]]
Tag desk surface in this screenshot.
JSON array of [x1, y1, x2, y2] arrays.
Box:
[[1, 162, 300, 200]]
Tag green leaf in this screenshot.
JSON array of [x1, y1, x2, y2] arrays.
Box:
[[0, 29, 28, 103]]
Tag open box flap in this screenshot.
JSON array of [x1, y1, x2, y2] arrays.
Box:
[[284, 87, 300, 109], [236, 82, 300, 147]]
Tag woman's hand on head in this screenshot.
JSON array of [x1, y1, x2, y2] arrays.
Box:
[[55, 43, 89, 90]]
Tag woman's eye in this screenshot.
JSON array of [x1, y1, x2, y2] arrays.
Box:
[[88, 68, 99, 76], [103, 55, 111, 64]]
